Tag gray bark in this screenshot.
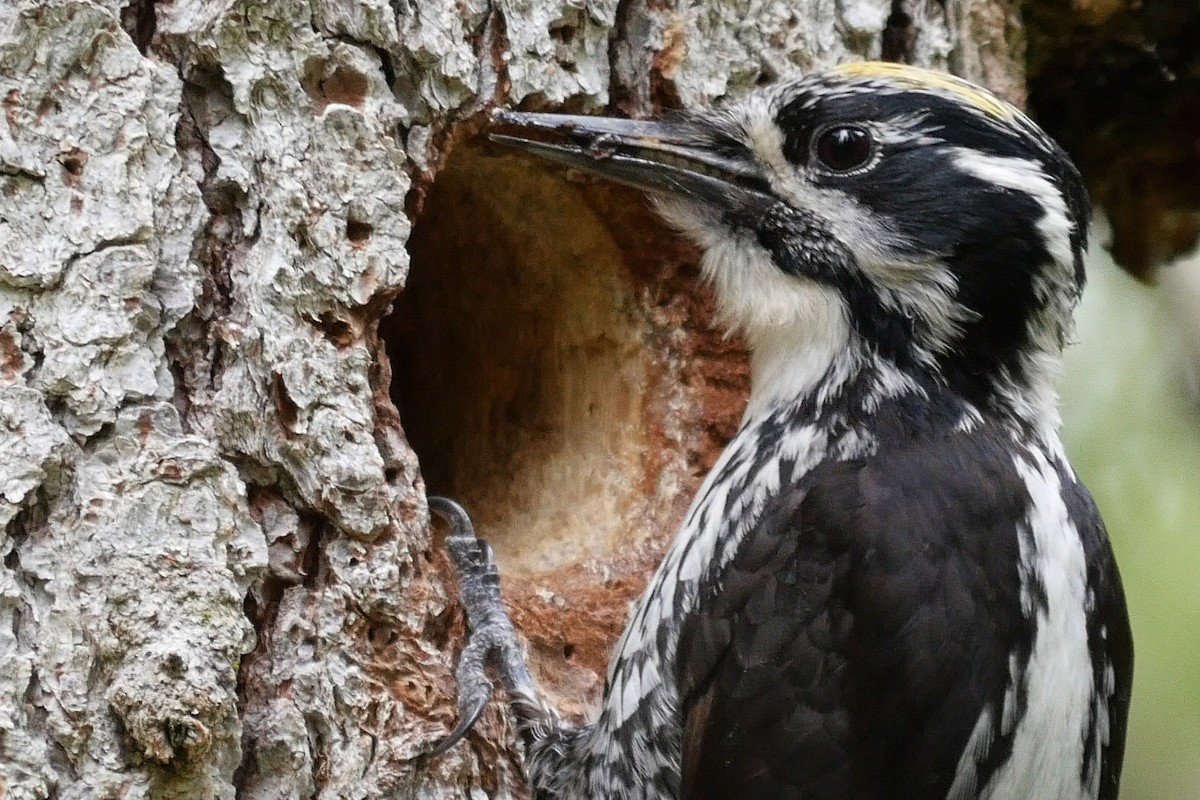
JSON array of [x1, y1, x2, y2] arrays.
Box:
[[0, 1, 1022, 797]]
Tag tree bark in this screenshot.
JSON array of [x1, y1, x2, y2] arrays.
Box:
[[0, 1, 1024, 797]]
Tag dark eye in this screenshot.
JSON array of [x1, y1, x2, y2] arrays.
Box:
[[813, 125, 873, 172]]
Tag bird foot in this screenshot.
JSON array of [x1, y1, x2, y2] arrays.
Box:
[[428, 496, 535, 755]]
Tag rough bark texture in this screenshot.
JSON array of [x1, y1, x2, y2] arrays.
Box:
[[0, 1, 1037, 797]]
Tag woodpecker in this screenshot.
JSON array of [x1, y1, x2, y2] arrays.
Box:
[[430, 61, 1133, 800]]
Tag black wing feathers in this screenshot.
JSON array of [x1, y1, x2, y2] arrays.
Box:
[[1060, 470, 1133, 800], [677, 426, 1035, 800], [679, 485, 860, 799]]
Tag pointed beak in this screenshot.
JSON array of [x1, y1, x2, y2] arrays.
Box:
[[488, 110, 772, 207]]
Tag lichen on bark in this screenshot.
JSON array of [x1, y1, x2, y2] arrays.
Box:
[[0, 0, 1029, 797]]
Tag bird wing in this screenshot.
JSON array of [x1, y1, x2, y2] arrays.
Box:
[[676, 429, 1047, 800], [1060, 474, 1134, 800]]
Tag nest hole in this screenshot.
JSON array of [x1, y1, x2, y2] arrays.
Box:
[[386, 144, 685, 576]]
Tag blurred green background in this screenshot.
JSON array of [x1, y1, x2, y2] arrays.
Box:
[[1061, 245, 1200, 800]]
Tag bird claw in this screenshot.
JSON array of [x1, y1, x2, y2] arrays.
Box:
[[428, 496, 528, 754], [427, 673, 490, 755]]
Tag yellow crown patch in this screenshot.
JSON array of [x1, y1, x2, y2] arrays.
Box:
[[835, 62, 1017, 122]]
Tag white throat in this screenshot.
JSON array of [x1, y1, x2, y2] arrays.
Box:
[[655, 196, 858, 419], [704, 234, 855, 419], [744, 308, 857, 419]]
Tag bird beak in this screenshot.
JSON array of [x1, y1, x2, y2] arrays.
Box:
[[488, 110, 771, 206]]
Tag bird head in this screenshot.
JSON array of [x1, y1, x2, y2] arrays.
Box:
[[491, 63, 1090, 423]]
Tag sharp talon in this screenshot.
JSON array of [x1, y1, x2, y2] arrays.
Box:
[[429, 495, 502, 753], [428, 689, 491, 755], [429, 495, 548, 750], [429, 495, 476, 539]]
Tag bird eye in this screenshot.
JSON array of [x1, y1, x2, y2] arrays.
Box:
[[813, 125, 873, 172]]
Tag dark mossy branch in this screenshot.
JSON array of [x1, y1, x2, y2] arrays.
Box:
[[1025, 1, 1200, 280]]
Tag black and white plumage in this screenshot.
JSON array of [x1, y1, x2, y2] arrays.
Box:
[[430, 62, 1133, 800]]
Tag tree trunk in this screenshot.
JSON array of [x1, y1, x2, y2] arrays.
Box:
[[0, 1, 1024, 797]]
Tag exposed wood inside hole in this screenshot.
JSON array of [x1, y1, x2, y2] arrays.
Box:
[[384, 140, 750, 698]]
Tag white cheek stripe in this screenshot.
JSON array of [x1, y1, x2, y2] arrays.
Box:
[[949, 149, 1076, 270]]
